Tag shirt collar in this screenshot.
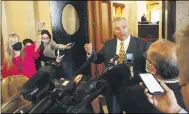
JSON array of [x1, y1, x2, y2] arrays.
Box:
[[117, 34, 131, 44], [157, 78, 179, 84]]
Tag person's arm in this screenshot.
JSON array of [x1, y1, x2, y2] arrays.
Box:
[[1, 60, 8, 79], [24, 43, 40, 60], [35, 39, 41, 52], [84, 43, 104, 64], [94, 48, 105, 64], [51, 40, 66, 50]]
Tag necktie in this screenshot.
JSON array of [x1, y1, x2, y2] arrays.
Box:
[[118, 41, 125, 64]]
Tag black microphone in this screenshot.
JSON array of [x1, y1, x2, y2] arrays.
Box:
[[67, 64, 132, 113], [123, 53, 134, 79], [99, 63, 132, 95], [74, 63, 131, 98], [72, 52, 97, 80], [103, 55, 119, 73]]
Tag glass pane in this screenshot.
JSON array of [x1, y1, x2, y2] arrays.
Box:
[[62, 4, 80, 35]]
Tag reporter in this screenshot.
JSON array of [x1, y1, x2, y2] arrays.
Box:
[[142, 82, 183, 113], [38, 29, 72, 62], [2, 33, 40, 78], [143, 24, 189, 113], [117, 40, 185, 113]]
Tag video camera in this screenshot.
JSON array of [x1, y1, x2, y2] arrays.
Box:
[[23, 63, 131, 113]]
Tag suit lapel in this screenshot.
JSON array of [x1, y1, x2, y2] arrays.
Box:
[[112, 38, 117, 56], [126, 36, 136, 54]]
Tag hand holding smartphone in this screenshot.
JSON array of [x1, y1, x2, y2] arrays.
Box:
[[139, 73, 165, 95], [66, 42, 75, 49]]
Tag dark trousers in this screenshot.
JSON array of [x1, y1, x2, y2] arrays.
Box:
[[105, 96, 121, 113]]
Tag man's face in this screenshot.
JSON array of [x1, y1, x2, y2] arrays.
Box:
[[113, 20, 129, 41], [145, 48, 156, 75]]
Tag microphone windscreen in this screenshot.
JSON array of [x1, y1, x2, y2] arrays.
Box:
[[21, 66, 57, 93], [113, 55, 119, 61], [99, 64, 132, 95]]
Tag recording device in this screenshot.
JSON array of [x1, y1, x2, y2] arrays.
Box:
[[21, 62, 61, 105], [124, 53, 134, 79], [28, 79, 77, 113], [103, 55, 119, 73], [66, 64, 132, 113], [139, 73, 165, 95], [27, 64, 131, 113], [64, 42, 75, 50]]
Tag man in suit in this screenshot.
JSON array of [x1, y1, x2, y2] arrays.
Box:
[[84, 17, 151, 113], [116, 40, 186, 113]]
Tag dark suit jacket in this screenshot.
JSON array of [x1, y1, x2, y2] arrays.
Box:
[[94, 36, 151, 84], [93, 36, 151, 113], [116, 83, 185, 113]]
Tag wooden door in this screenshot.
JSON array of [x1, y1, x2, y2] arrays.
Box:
[[88, 1, 113, 77]]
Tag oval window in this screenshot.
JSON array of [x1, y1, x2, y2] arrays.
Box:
[[62, 4, 80, 35]]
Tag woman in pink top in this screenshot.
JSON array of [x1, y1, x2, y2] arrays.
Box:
[[1, 33, 40, 79]]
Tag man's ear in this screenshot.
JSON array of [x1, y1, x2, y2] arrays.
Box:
[[151, 65, 157, 75]]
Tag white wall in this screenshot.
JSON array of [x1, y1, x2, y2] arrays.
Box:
[[137, 1, 147, 22], [176, 1, 189, 30]]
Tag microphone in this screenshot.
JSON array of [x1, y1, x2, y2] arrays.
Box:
[[72, 52, 97, 80], [124, 53, 134, 79], [103, 55, 119, 73], [75, 63, 131, 98], [67, 64, 132, 113], [99, 63, 132, 95]]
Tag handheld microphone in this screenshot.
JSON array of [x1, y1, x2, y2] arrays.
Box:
[[103, 55, 119, 73], [124, 53, 134, 79], [67, 64, 132, 113]]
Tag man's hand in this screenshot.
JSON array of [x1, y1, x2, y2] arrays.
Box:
[[74, 74, 83, 85], [140, 81, 182, 113], [84, 43, 92, 55]]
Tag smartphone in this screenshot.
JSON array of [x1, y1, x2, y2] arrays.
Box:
[[139, 73, 165, 95], [67, 42, 75, 48]]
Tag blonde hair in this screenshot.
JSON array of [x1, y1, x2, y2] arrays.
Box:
[[4, 33, 25, 70], [1, 75, 29, 104], [176, 24, 189, 82]]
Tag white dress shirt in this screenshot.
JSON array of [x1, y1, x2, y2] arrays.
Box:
[[116, 34, 131, 56]]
